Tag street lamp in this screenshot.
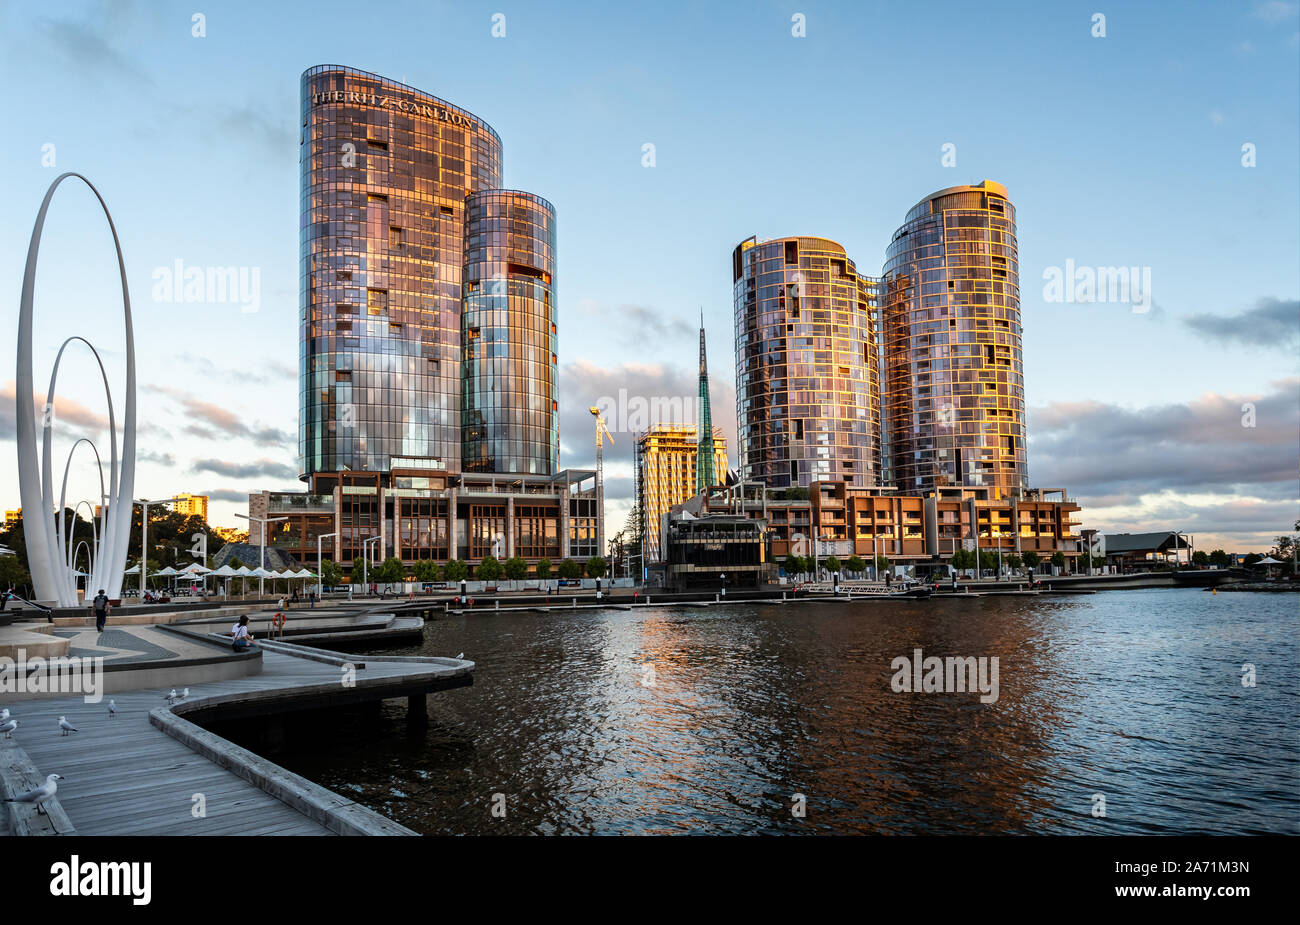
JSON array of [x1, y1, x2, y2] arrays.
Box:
[[236, 513, 288, 598], [133, 497, 181, 597], [362, 535, 381, 592], [317, 532, 337, 599]]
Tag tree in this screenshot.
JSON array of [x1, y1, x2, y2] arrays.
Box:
[[1006, 553, 1023, 570], [1050, 551, 1066, 571], [503, 556, 528, 581], [1191, 550, 1208, 567], [1022, 551, 1041, 569], [413, 560, 440, 583], [950, 548, 969, 572], [1078, 550, 1093, 571], [557, 558, 582, 580], [228, 556, 245, 570], [320, 559, 343, 588], [845, 555, 866, 575], [781, 486, 809, 501], [874, 554, 890, 573], [374, 556, 405, 585], [0, 555, 32, 595], [783, 555, 803, 577], [535, 558, 552, 580], [1208, 549, 1230, 567], [476, 556, 503, 582], [824, 555, 841, 574], [586, 556, 608, 579], [350, 558, 366, 584], [444, 559, 468, 582]]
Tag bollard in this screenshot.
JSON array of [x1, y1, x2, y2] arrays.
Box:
[[495, 600, 499, 611], [572, 597, 576, 608]]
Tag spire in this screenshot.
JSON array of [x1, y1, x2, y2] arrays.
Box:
[[696, 308, 716, 494]]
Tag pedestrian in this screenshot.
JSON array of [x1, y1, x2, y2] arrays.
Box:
[[0, 585, 11, 612], [92, 588, 110, 632], [231, 615, 256, 651]]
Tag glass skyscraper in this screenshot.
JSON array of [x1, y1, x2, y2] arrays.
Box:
[[298, 65, 556, 480], [882, 180, 1027, 498], [732, 235, 881, 489]]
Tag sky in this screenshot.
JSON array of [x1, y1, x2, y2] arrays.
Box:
[[0, 0, 1296, 553]]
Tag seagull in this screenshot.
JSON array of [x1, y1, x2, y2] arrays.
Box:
[[0, 708, 10, 722], [165, 689, 178, 703], [178, 687, 190, 701], [455, 652, 464, 659], [4, 774, 64, 815], [57, 716, 78, 736], [0, 719, 16, 738], [107, 700, 117, 718]]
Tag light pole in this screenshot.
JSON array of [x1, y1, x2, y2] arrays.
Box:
[[133, 497, 180, 597], [317, 532, 337, 599], [236, 513, 288, 598], [362, 535, 381, 593]]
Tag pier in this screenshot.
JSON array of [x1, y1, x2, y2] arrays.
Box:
[[0, 607, 472, 836]]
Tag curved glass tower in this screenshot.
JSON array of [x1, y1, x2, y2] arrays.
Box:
[[732, 235, 881, 489], [462, 190, 558, 474], [299, 65, 503, 477], [882, 180, 1027, 497]]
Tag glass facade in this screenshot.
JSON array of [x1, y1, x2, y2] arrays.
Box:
[[462, 190, 558, 474], [732, 236, 881, 489], [298, 65, 504, 478], [882, 180, 1027, 498]]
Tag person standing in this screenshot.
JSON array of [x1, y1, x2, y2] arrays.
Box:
[[92, 589, 110, 632]]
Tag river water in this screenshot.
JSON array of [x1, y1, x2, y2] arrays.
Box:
[[264, 589, 1299, 835]]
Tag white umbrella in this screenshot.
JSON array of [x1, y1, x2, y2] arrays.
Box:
[[209, 564, 238, 577], [1253, 556, 1283, 565], [155, 566, 180, 577], [179, 562, 211, 574], [293, 568, 316, 579], [124, 564, 140, 575]]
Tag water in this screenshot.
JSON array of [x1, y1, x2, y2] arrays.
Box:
[[259, 589, 1300, 835]]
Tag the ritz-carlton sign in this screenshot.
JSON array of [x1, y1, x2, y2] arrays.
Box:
[[311, 89, 476, 130]]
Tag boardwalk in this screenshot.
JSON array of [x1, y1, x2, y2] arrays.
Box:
[[2, 640, 472, 836]]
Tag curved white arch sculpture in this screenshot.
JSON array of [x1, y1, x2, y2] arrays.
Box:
[[16, 173, 137, 607]]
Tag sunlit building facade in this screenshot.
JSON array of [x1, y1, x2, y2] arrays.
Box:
[[732, 235, 881, 489], [634, 423, 729, 565], [882, 180, 1027, 498], [462, 190, 558, 474], [284, 66, 591, 576], [172, 493, 209, 522]]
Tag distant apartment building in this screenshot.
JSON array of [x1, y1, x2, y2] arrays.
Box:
[[732, 235, 881, 489], [882, 180, 1027, 497], [634, 424, 729, 567], [172, 493, 209, 521]]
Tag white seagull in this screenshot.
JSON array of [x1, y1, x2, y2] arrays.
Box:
[[4, 774, 64, 815], [165, 689, 178, 703], [0, 708, 10, 723], [177, 687, 190, 701], [0, 719, 16, 738], [57, 716, 78, 736], [108, 699, 117, 718], [455, 652, 465, 659]]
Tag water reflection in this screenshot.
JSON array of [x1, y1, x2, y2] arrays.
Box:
[[254, 590, 1299, 835]]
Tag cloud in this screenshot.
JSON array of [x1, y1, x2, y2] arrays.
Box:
[[557, 359, 737, 500], [576, 301, 696, 346], [147, 385, 293, 446], [1252, 1, 1299, 23], [190, 457, 298, 481], [1029, 379, 1299, 548], [201, 488, 256, 503], [0, 381, 111, 441], [1183, 297, 1299, 350]]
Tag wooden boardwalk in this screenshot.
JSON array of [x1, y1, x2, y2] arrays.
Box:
[[1, 642, 472, 836]]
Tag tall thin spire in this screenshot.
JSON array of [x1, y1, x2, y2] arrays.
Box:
[[696, 308, 716, 494]]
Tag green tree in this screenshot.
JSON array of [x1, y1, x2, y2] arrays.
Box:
[[824, 555, 841, 574], [845, 555, 866, 575], [1208, 549, 1230, 567], [320, 559, 343, 588], [476, 556, 503, 582], [781, 486, 810, 501], [1243, 552, 1263, 567], [444, 559, 468, 582], [350, 558, 367, 585], [535, 557, 552, 580], [1006, 553, 1023, 570], [1022, 551, 1041, 569], [375, 556, 406, 585], [875, 554, 890, 573], [1191, 550, 1208, 567], [979, 549, 998, 572], [1050, 551, 1066, 571], [783, 555, 802, 577], [503, 556, 528, 581], [586, 556, 608, 579], [228, 556, 245, 570], [0, 555, 32, 594], [557, 558, 581, 580], [413, 560, 440, 583]]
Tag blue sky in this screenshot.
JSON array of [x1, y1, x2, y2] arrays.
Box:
[[0, 0, 1296, 551]]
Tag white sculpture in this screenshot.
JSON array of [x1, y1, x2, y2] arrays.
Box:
[[15, 173, 137, 606]]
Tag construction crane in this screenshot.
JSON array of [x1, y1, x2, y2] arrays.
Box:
[[590, 405, 613, 559]]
